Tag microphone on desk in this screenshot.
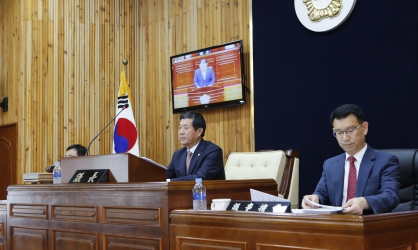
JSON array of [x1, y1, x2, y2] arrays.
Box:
[[85, 104, 128, 156]]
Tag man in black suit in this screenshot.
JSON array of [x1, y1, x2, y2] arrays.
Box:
[[166, 111, 225, 181], [46, 144, 87, 172], [64, 144, 87, 157]]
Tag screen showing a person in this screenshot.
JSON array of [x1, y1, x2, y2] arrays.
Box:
[[170, 40, 245, 113]]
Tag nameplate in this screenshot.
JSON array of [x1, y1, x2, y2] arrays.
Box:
[[69, 169, 109, 183], [226, 200, 292, 213]]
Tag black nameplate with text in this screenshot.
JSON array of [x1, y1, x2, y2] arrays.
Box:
[[226, 200, 292, 213], [69, 169, 109, 183]]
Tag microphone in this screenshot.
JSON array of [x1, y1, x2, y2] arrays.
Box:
[[85, 104, 128, 156]]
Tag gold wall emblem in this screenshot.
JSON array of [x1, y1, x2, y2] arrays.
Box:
[[303, 0, 342, 22]]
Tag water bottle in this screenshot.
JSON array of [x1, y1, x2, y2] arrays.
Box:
[[192, 178, 207, 210], [53, 161, 62, 184]]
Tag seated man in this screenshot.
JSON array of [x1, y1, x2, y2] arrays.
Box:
[[46, 144, 87, 172], [166, 111, 225, 181], [302, 104, 400, 215], [64, 144, 87, 157]]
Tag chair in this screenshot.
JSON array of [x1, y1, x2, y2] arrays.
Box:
[[279, 149, 299, 209], [224, 150, 300, 208], [380, 149, 418, 211]]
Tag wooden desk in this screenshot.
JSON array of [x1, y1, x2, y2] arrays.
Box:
[[5, 179, 277, 250], [169, 210, 418, 250]]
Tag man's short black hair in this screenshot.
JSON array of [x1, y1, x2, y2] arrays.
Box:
[[66, 144, 87, 156], [330, 104, 365, 125], [180, 111, 206, 138]]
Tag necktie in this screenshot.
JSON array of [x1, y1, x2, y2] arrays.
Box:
[[347, 156, 357, 201], [186, 151, 193, 174]]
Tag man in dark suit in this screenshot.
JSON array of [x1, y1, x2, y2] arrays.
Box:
[[166, 111, 225, 181], [193, 59, 216, 88], [302, 104, 400, 215], [64, 144, 87, 157], [46, 144, 87, 172]]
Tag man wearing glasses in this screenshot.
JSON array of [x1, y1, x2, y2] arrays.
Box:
[[302, 104, 400, 215]]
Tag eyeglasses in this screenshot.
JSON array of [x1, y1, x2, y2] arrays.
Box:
[[333, 123, 363, 138]]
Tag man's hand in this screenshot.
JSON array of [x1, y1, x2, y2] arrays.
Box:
[[302, 194, 320, 209], [342, 197, 370, 215]]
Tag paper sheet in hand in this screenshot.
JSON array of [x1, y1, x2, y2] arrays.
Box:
[[302, 199, 344, 214], [250, 189, 289, 202]]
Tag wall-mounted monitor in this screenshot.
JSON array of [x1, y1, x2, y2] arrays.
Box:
[[170, 40, 246, 114]]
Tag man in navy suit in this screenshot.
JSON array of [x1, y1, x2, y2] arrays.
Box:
[[302, 104, 400, 215], [166, 111, 225, 181], [193, 59, 216, 88]]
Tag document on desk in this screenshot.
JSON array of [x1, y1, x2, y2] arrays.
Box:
[[250, 189, 290, 213], [250, 189, 289, 202], [301, 199, 344, 214]]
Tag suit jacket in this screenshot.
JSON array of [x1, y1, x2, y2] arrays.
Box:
[[193, 67, 216, 88], [166, 139, 225, 181], [314, 145, 400, 214]]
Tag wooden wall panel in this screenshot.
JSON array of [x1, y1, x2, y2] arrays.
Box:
[[0, 0, 253, 184]]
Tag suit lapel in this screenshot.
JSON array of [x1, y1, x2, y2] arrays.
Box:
[[356, 146, 375, 197], [333, 153, 345, 206], [179, 148, 188, 176], [188, 140, 206, 174]]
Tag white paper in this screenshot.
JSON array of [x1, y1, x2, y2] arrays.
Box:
[[300, 208, 343, 214], [250, 189, 289, 202], [304, 199, 344, 211]]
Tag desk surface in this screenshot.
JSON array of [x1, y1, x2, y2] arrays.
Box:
[[169, 209, 418, 250]]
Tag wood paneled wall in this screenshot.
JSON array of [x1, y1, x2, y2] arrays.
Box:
[[0, 0, 253, 184]]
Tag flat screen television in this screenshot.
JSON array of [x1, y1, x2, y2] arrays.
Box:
[[170, 40, 246, 114]]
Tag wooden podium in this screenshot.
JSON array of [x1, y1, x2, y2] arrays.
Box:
[[61, 153, 166, 183], [5, 154, 280, 249], [5, 179, 278, 250]]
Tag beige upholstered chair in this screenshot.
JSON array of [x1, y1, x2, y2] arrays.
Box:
[[225, 150, 299, 209]]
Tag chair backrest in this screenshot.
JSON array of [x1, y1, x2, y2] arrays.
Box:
[[380, 149, 418, 211], [279, 149, 299, 209], [225, 151, 287, 189], [225, 150, 300, 209]]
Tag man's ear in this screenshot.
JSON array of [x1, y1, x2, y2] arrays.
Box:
[[362, 121, 369, 135]]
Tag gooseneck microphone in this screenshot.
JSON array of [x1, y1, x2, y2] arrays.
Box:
[[85, 104, 128, 156]]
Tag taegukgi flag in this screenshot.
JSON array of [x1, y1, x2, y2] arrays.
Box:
[[112, 66, 140, 157]]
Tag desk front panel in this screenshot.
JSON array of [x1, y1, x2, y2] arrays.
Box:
[[7, 184, 168, 250], [169, 210, 418, 250]]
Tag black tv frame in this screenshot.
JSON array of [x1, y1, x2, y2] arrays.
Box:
[[170, 40, 246, 114]]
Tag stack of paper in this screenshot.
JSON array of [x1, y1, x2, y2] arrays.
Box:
[[299, 199, 344, 214], [23, 172, 53, 183], [250, 189, 344, 214]]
